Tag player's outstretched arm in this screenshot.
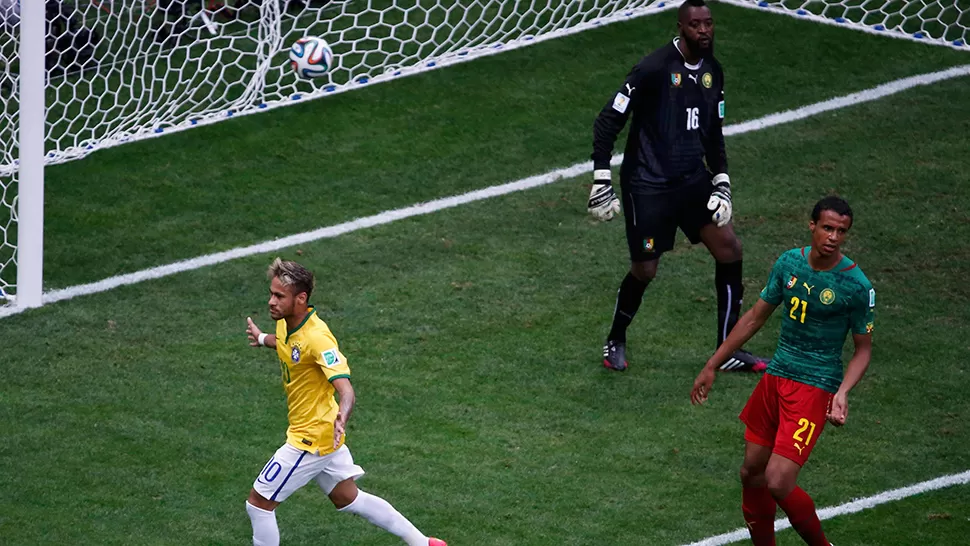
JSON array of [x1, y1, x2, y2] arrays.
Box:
[[712, 298, 776, 363], [246, 317, 277, 349], [589, 99, 629, 222], [691, 298, 776, 405], [827, 333, 872, 426], [588, 61, 652, 221], [332, 377, 356, 449]]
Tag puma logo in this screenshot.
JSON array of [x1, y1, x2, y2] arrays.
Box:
[[794, 443, 804, 455], [688, 74, 698, 84], [625, 83, 636, 95], [803, 282, 814, 295]]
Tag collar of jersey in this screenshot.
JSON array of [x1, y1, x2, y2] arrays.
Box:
[[286, 306, 316, 343], [672, 37, 703, 70], [803, 247, 853, 272]]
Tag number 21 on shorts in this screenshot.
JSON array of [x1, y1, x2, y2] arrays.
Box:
[[793, 418, 817, 445]]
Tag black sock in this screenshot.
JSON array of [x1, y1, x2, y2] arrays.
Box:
[[607, 273, 649, 343], [716, 260, 744, 348]]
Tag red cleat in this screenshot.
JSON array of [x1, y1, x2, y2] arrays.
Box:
[[429, 538, 448, 546], [602, 340, 628, 371], [718, 349, 769, 373]]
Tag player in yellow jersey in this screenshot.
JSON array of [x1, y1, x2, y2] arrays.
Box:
[[244, 258, 447, 546]]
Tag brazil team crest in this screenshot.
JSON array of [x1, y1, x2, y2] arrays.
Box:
[[820, 288, 836, 305], [702, 72, 713, 88], [291, 346, 301, 363], [786, 275, 798, 289], [671, 73, 682, 87]]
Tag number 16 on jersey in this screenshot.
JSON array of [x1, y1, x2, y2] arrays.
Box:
[[686, 107, 699, 130]]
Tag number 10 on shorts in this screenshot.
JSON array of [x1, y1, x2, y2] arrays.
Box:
[[257, 456, 282, 486]]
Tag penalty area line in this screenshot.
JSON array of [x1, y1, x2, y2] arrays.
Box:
[[2, 64, 969, 319], [680, 469, 970, 546]]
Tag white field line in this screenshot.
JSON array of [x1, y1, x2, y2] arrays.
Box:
[[2, 64, 969, 319], [681, 469, 970, 546]]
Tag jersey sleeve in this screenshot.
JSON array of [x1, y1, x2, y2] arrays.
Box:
[[591, 56, 662, 172], [849, 280, 875, 335], [759, 253, 787, 306], [704, 62, 727, 175], [310, 332, 351, 381]]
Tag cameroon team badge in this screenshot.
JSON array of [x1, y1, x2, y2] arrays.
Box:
[[820, 288, 836, 305]]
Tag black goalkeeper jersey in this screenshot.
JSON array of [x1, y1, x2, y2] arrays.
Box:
[[592, 38, 727, 192]]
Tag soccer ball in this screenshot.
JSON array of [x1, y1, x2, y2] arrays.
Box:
[[289, 36, 333, 79]]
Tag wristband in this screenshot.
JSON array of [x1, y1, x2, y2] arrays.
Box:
[[258, 333, 268, 347], [712, 173, 730, 187], [593, 169, 612, 182]]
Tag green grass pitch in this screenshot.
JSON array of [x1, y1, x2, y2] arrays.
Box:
[[1, 4, 969, 544]]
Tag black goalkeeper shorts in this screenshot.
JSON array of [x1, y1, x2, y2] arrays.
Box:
[[621, 171, 715, 262]]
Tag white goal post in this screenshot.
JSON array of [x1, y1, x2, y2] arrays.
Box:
[[1, 0, 967, 308]]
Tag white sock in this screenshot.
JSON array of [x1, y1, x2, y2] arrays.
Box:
[[339, 490, 427, 546], [246, 501, 280, 546]]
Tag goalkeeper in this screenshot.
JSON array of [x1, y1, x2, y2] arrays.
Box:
[[588, 0, 767, 373]]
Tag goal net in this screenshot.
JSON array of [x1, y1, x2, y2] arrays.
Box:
[[1, 0, 684, 300], [0, 0, 967, 302], [727, 1, 968, 47]]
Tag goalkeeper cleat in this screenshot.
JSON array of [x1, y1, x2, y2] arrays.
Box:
[[718, 349, 768, 372], [603, 340, 628, 371], [428, 538, 448, 546]]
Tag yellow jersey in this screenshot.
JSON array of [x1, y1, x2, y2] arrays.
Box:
[[273, 306, 351, 455]]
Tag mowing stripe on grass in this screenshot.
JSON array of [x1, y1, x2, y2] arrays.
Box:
[[680, 469, 970, 546], [2, 64, 969, 319]]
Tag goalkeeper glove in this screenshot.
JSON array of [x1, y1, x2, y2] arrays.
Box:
[[707, 173, 732, 228], [588, 169, 621, 221]]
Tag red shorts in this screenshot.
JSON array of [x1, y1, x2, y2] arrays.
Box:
[[739, 373, 833, 466]]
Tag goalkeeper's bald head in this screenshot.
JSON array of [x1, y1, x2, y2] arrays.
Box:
[[678, 0, 709, 22], [678, 0, 715, 58]]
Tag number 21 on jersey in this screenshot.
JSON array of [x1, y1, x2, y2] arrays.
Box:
[[789, 296, 807, 323], [686, 107, 699, 130]]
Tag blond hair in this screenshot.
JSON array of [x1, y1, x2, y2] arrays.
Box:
[[267, 258, 315, 299]]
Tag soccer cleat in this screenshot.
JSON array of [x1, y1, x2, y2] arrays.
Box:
[[718, 349, 768, 372], [603, 340, 628, 371], [428, 538, 448, 546]]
